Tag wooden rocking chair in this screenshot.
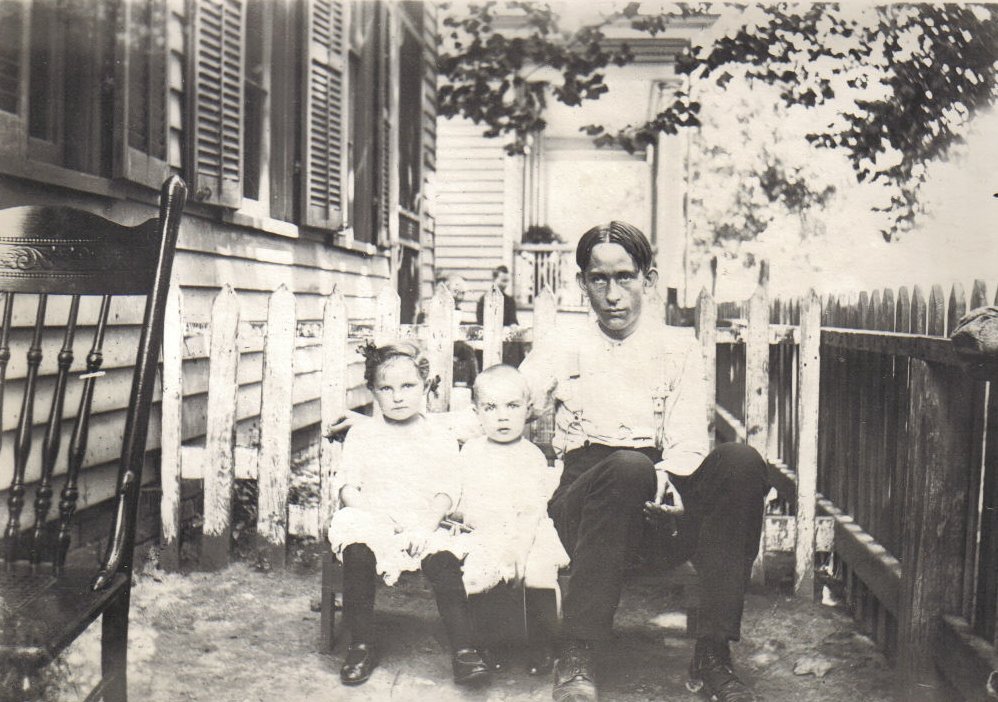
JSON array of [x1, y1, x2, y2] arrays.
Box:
[[0, 176, 187, 701]]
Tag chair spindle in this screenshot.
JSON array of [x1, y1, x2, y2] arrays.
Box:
[[5, 295, 46, 566], [56, 295, 111, 572], [0, 293, 12, 566], [31, 295, 80, 568]]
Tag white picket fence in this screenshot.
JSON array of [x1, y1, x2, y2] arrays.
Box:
[[158, 281, 830, 588], [158, 282, 557, 570]]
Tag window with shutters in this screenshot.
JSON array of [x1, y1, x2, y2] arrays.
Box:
[[0, 0, 171, 191], [0, 0, 393, 252], [227, 0, 359, 243]]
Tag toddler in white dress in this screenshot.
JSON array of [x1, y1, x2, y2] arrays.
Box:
[[451, 364, 570, 673]]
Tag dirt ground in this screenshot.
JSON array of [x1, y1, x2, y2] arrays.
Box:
[[42, 550, 903, 702]]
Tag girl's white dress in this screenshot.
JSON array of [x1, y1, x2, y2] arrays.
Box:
[[327, 416, 460, 585], [451, 436, 570, 594]]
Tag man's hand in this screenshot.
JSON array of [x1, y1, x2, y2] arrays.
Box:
[[324, 410, 368, 442], [643, 463, 684, 523]]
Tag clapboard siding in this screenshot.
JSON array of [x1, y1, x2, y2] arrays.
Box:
[[0, 460, 138, 540], [0, 180, 390, 527], [1, 407, 157, 489], [436, 191, 506, 205], [435, 175, 504, 190]]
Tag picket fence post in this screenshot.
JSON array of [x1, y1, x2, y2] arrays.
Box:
[[746, 283, 770, 584], [795, 289, 821, 596], [160, 283, 184, 572], [745, 283, 770, 453], [533, 286, 557, 345], [694, 288, 716, 450], [202, 285, 240, 570], [319, 289, 348, 537], [375, 285, 400, 346], [256, 286, 296, 568], [426, 283, 454, 412], [482, 284, 504, 369]]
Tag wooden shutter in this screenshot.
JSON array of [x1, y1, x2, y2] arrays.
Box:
[[349, 2, 378, 245], [374, 0, 391, 244], [301, 0, 347, 230], [115, 0, 170, 189], [190, 0, 244, 207], [420, 3, 437, 183], [0, 0, 26, 160]]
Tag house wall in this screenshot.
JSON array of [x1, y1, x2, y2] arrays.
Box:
[[432, 117, 509, 318]]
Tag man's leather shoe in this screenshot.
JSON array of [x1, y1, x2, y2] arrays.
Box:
[[452, 648, 491, 686], [552, 640, 597, 702], [686, 638, 756, 702], [340, 642, 377, 685]]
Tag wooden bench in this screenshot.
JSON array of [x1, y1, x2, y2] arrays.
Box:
[[0, 177, 187, 701]]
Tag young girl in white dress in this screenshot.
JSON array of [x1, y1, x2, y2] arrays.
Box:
[[328, 341, 491, 688]]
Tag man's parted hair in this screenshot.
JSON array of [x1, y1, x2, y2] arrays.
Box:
[[472, 363, 531, 405], [575, 221, 654, 275], [491, 264, 510, 279]]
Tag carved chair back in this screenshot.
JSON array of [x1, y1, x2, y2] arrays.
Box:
[[0, 176, 186, 700]]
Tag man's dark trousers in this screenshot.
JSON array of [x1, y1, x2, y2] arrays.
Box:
[[548, 442, 769, 643]]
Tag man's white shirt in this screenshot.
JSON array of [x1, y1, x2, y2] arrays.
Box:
[[518, 314, 710, 476]]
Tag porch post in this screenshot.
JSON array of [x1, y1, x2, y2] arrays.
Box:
[[652, 80, 689, 305]]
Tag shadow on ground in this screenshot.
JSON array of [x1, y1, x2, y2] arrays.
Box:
[[53, 557, 899, 702]]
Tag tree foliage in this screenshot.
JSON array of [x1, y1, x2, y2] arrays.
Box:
[[437, 2, 635, 146], [437, 2, 998, 239]]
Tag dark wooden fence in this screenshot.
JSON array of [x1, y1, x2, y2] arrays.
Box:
[[714, 280, 998, 701]]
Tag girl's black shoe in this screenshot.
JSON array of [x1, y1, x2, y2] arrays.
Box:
[[452, 648, 491, 686], [340, 642, 378, 685]]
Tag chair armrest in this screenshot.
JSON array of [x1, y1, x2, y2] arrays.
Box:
[[92, 471, 136, 591]]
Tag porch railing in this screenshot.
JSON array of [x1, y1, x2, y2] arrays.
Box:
[[512, 243, 587, 309]]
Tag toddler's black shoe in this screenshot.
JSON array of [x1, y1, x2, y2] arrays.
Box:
[[452, 647, 491, 686], [340, 642, 377, 686], [686, 637, 756, 702]]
